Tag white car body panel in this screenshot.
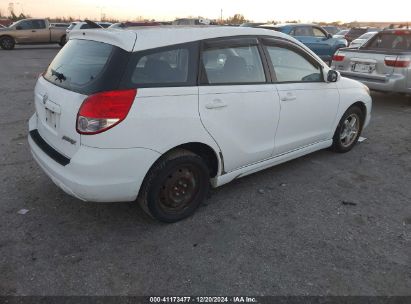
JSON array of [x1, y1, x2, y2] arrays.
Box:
[[198, 84, 280, 172], [28, 27, 372, 203]]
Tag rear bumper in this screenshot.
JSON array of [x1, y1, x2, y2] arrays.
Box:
[[28, 116, 160, 202], [338, 71, 411, 94]]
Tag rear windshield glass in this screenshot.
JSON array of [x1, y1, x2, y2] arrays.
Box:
[[365, 33, 411, 50], [43, 39, 130, 94]]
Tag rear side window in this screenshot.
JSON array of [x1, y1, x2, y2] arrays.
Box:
[[131, 48, 189, 85], [43, 39, 130, 94], [365, 33, 411, 50], [266, 46, 322, 82], [201, 45, 266, 84], [80, 24, 91, 29], [32, 20, 46, 29]]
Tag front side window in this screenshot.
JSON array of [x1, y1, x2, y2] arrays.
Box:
[[313, 28, 326, 38], [266, 46, 322, 82], [17, 20, 33, 30], [130, 47, 189, 85], [293, 26, 313, 36], [201, 45, 266, 84]]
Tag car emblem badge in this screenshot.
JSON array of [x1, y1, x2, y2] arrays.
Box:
[[42, 94, 48, 104]]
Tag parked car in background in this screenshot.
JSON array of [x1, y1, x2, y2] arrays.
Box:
[[0, 18, 67, 50], [261, 23, 347, 64], [349, 31, 378, 48], [345, 27, 380, 44], [109, 21, 161, 29], [323, 26, 340, 35], [28, 26, 371, 222], [66, 21, 109, 40], [173, 18, 211, 25], [50, 23, 70, 28], [331, 29, 411, 94], [333, 29, 349, 39]]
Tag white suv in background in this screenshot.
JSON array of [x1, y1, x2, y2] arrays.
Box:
[[28, 26, 372, 222]]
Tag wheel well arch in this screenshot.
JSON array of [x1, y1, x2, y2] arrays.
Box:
[[151, 142, 221, 178], [351, 101, 367, 122], [0, 35, 15, 42], [167, 142, 221, 178]]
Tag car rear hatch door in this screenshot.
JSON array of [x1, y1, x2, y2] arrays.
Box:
[[34, 34, 135, 160], [34, 77, 85, 158]]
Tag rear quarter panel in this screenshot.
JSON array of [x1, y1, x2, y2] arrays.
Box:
[[80, 87, 222, 166]]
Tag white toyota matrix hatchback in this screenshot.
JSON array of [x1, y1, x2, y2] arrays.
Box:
[[28, 26, 372, 222]]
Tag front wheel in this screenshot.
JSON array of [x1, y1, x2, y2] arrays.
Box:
[[332, 106, 364, 153], [138, 149, 210, 223], [0, 37, 15, 50]]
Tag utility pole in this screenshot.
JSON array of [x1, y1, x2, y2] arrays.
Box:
[[220, 9, 223, 23]]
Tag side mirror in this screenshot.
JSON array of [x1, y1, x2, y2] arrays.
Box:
[[327, 33, 332, 39], [16, 25, 22, 30], [327, 70, 340, 82]]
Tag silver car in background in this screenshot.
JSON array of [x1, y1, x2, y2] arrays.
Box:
[[331, 29, 411, 94]]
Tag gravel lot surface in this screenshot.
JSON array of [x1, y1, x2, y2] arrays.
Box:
[[0, 45, 410, 296]]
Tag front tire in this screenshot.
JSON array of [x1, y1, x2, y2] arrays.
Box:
[[0, 37, 15, 50], [332, 106, 364, 153], [138, 149, 210, 223]]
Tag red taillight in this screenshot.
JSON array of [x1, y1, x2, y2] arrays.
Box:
[[76, 89, 137, 135], [332, 54, 345, 62], [384, 56, 410, 68]]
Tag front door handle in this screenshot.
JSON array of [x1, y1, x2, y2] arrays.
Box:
[[31, 30, 36, 32], [205, 99, 227, 109], [280, 92, 297, 102]]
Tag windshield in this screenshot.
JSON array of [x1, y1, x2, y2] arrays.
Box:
[[43, 39, 130, 94]]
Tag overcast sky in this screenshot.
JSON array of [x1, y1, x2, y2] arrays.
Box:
[[0, 0, 410, 22]]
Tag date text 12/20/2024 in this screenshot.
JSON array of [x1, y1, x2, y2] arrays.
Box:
[[149, 297, 258, 303]]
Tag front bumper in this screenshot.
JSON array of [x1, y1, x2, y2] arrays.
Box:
[[28, 117, 161, 202]]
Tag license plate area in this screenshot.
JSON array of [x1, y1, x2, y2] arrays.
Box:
[[45, 108, 59, 130], [352, 62, 375, 73]]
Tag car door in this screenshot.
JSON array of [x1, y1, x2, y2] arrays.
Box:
[[262, 39, 340, 155], [30, 20, 49, 42], [311, 27, 333, 58], [198, 37, 281, 172], [13, 20, 36, 43]]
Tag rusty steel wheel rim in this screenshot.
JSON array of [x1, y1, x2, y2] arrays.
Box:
[[158, 164, 200, 212]]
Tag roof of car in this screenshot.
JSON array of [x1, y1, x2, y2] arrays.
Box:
[[69, 25, 299, 52]]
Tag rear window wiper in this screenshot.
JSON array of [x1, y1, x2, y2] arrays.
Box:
[[51, 69, 67, 83]]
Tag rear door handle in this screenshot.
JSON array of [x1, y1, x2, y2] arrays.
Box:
[[205, 99, 227, 109], [31, 30, 36, 32], [280, 92, 297, 102]]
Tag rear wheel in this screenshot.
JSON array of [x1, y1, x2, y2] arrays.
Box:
[[332, 106, 363, 153], [0, 37, 15, 50], [138, 149, 210, 223], [59, 35, 66, 47]]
